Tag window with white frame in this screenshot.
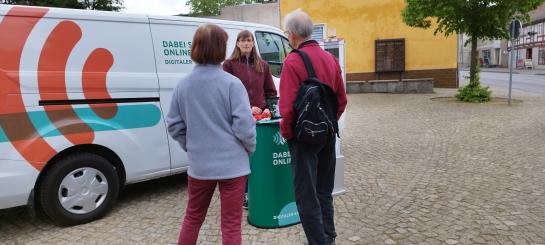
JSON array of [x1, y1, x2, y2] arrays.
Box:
[[312, 24, 325, 41]]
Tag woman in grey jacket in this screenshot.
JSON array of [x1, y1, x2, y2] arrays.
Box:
[[166, 24, 256, 245]]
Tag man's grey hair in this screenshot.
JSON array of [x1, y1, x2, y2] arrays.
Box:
[[283, 9, 313, 39]]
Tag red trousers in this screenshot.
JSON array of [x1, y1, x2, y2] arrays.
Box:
[[178, 175, 247, 245]]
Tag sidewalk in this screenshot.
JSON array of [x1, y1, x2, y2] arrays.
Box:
[[1, 87, 545, 244], [460, 66, 545, 75]]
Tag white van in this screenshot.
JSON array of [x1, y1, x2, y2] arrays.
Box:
[[0, 5, 345, 225]]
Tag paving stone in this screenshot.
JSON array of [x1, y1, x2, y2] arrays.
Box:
[[384, 238, 396, 244], [348, 236, 360, 242], [395, 228, 407, 234], [504, 221, 517, 226]]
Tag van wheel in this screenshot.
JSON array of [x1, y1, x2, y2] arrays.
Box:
[[39, 153, 119, 226]]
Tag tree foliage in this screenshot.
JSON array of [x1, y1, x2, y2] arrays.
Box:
[[186, 0, 275, 17], [402, 0, 545, 89], [1, 0, 124, 11]]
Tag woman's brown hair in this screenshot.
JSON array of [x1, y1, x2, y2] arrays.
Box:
[[229, 30, 264, 73], [191, 24, 228, 64]]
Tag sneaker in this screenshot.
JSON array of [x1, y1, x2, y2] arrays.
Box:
[[242, 194, 248, 209]]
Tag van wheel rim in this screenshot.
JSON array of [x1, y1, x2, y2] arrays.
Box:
[[58, 167, 108, 215]]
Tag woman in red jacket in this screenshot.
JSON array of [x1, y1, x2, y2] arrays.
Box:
[[223, 30, 277, 118], [223, 30, 277, 209]]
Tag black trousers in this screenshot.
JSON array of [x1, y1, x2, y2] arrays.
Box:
[[288, 136, 337, 245]]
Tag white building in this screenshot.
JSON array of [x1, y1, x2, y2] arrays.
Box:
[[460, 35, 508, 68]]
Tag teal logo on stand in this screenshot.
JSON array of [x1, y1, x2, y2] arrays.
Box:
[[276, 202, 300, 226], [273, 131, 287, 146]]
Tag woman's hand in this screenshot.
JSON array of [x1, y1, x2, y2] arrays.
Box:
[[251, 106, 262, 115], [262, 109, 270, 115]]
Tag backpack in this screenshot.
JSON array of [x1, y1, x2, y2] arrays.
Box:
[[292, 49, 339, 145]]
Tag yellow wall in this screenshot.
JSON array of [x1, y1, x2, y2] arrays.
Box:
[[280, 0, 457, 74]]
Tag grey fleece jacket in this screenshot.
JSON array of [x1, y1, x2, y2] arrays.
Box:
[[166, 64, 256, 180]]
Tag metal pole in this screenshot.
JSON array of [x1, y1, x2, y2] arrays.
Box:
[[509, 20, 515, 105]]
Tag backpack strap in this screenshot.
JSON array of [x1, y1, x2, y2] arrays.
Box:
[[291, 49, 317, 79]]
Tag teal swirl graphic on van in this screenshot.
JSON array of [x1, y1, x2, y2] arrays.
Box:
[[0, 127, 7, 143], [273, 131, 287, 146], [0, 104, 161, 143]]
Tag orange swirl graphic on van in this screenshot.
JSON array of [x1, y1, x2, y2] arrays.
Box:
[[38, 20, 96, 145], [0, 7, 56, 171], [83, 48, 117, 119], [0, 7, 128, 171]]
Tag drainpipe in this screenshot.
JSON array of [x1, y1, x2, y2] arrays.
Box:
[[457, 33, 462, 87]]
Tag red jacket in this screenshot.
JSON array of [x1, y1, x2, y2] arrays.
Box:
[[223, 56, 277, 109], [279, 40, 347, 140]]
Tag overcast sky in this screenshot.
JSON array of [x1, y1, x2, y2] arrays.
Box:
[[121, 0, 189, 16]]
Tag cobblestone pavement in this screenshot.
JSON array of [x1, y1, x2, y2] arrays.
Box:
[[1, 88, 545, 245]]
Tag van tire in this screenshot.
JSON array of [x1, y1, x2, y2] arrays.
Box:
[[39, 153, 119, 226]]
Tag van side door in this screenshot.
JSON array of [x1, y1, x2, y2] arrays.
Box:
[[149, 19, 243, 172]]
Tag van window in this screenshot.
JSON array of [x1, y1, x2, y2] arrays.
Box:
[[282, 37, 293, 53], [255, 32, 290, 77]]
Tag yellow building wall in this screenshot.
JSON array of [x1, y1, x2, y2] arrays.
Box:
[[279, 0, 457, 74]]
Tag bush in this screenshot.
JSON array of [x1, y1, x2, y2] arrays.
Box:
[[456, 84, 492, 103]]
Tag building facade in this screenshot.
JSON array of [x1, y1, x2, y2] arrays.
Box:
[[215, 2, 280, 28], [460, 37, 508, 68], [462, 3, 545, 69], [477, 40, 508, 68], [280, 0, 458, 88], [514, 3, 545, 69]]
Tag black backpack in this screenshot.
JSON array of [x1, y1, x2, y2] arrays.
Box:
[[292, 49, 339, 144]]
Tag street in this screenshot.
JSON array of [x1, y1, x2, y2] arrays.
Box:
[[460, 71, 545, 95]]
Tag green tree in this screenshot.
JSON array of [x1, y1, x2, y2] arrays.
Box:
[[186, 0, 275, 17], [82, 0, 124, 11], [1, 0, 124, 11], [402, 0, 544, 89]]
